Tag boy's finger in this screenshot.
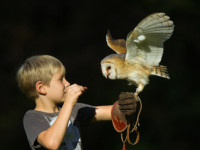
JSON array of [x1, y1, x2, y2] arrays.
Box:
[[68, 85, 86, 93], [68, 84, 87, 89], [67, 83, 79, 88], [66, 84, 80, 90]]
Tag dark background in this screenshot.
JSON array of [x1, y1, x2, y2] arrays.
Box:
[[1, 0, 200, 150]]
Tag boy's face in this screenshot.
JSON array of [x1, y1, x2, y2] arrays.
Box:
[[45, 71, 70, 103]]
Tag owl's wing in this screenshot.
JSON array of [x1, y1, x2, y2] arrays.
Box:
[[106, 30, 127, 54], [125, 12, 174, 66]]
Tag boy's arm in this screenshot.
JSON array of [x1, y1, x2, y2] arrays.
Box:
[[37, 102, 73, 149], [37, 84, 86, 149], [94, 105, 112, 121], [94, 92, 137, 121]]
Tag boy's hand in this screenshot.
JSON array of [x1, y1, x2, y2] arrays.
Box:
[[64, 84, 87, 106], [118, 92, 137, 115]]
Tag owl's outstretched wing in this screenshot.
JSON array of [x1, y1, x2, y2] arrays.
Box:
[[125, 12, 174, 66], [106, 30, 127, 54]]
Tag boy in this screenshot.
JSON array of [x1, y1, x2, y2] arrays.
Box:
[[17, 55, 137, 150]]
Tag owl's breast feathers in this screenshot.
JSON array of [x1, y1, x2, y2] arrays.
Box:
[[101, 54, 152, 85], [124, 61, 152, 86]]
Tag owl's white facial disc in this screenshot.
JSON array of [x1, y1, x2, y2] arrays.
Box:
[[101, 63, 117, 80]]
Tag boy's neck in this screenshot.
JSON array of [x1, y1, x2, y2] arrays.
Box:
[[34, 97, 59, 113]]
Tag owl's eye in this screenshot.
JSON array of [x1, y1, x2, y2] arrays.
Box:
[[107, 66, 111, 70]]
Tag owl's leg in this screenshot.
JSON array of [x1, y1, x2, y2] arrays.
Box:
[[134, 83, 144, 100]]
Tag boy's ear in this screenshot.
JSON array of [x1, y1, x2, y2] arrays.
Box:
[[36, 81, 47, 95]]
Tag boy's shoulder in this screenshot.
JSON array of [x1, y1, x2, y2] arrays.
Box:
[[24, 109, 38, 115], [23, 110, 44, 124], [23, 103, 95, 125], [24, 103, 94, 115], [23, 110, 41, 119], [24, 109, 58, 118], [23, 109, 60, 123]]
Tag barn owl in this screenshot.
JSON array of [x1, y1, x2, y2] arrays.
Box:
[[101, 12, 174, 97]]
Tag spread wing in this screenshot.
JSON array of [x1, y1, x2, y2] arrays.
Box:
[[106, 30, 127, 54], [125, 12, 174, 66]]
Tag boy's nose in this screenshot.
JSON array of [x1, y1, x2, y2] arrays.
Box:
[[63, 78, 70, 87], [65, 82, 70, 87]]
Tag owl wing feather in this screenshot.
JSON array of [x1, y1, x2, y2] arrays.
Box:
[[125, 12, 174, 66], [106, 30, 127, 54]]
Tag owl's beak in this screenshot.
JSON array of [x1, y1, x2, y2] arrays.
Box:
[[105, 73, 110, 79]]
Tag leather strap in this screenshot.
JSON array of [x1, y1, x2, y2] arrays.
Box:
[[111, 96, 143, 149]]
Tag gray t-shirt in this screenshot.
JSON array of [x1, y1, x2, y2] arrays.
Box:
[[23, 103, 95, 150]]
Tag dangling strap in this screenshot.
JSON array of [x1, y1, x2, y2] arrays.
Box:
[[121, 132, 127, 150], [121, 132, 127, 143], [131, 96, 142, 133], [127, 96, 142, 145], [111, 96, 143, 149], [122, 142, 126, 150], [126, 124, 140, 145]]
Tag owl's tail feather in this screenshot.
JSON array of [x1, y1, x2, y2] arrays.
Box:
[[151, 65, 170, 79]]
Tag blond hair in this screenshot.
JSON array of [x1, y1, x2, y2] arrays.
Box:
[[16, 55, 66, 100]]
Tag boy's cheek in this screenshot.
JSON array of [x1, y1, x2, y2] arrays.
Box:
[[61, 93, 67, 102]]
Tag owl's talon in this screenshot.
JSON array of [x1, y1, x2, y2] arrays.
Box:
[[134, 92, 139, 101]]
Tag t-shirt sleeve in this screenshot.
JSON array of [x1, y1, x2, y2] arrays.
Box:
[[72, 103, 96, 126], [23, 111, 50, 149]]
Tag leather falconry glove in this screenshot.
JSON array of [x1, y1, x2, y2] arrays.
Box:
[[118, 92, 137, 115], [118, 92, 137, 124], [111, 92, 141, 150], [111, 92, 138, 132]]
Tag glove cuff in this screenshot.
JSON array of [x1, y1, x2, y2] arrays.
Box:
[[111, 101, 127, 132]]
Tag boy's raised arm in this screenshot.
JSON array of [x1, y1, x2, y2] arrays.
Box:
[[37, 84, 86, 149]]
